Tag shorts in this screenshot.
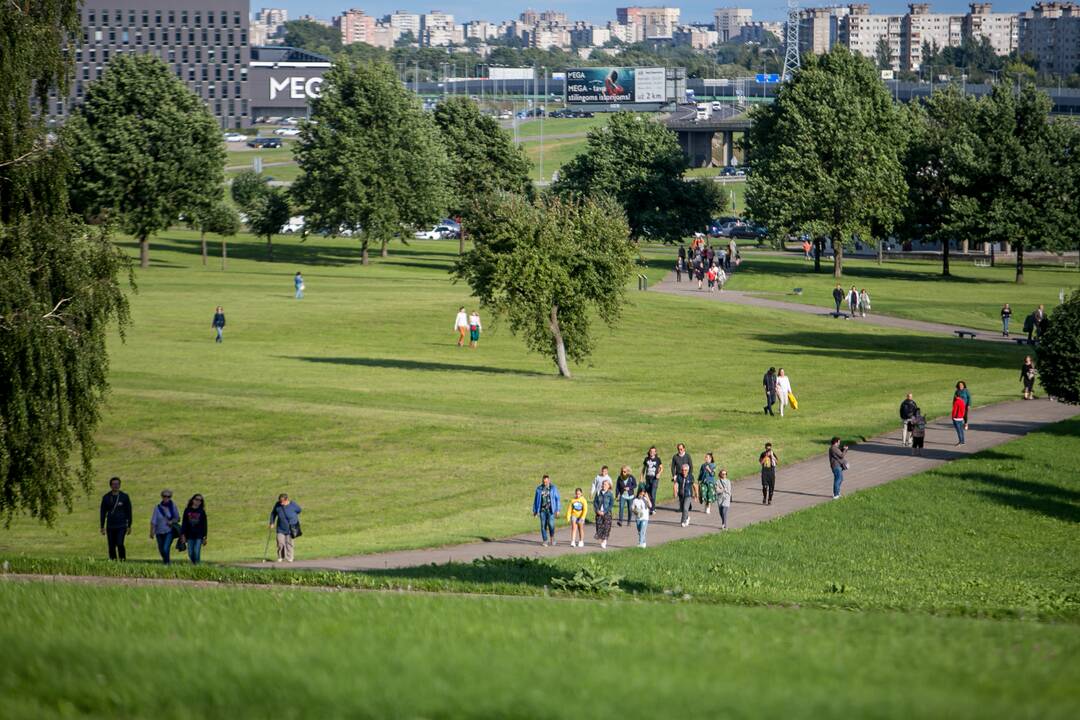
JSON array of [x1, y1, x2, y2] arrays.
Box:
[[912, 436, 925, 449], [469, 326, 480, 341], [570, 517, 584, 525]]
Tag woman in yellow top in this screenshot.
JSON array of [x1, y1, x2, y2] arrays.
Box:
[[566, 488, 589, 548]]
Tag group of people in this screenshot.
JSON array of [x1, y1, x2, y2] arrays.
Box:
[[762, 367, 797, 417], [453, 306, 483, 348], [831, 284, 872, 318], [99, 478, 302, 565], [1002, 303, 1050, 344], [674, 239, 739, 290]]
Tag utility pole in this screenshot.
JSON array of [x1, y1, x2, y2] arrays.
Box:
[[783, 0, 800, 81]]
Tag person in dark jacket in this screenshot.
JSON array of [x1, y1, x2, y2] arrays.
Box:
[[593, 479, 615, 548], [675, 464, 695, 526], [1021, 356, 1037, 400], [641, 447, 663, 516], [1000, 303, 1011, 337], [899, 393, 919, 447], [614, 466, 637, 527], [150, 490, 180, 565], [180, 494, 208, 564], [829, 437, 849, 499], [211, 306, 226, 343], [759, 442, 779, 504], [269, 494, 302, 562], [99, 476, 132, 561], [832, 284, 844, 316], [763, 367, 777, 416], [670, 443, 692, 495]]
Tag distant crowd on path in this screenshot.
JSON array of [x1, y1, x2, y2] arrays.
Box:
[[1005, 303, 1050, 344], [674, 238, 739, 290], [831, 284, 872, 319], [454, 306, 483, 348]]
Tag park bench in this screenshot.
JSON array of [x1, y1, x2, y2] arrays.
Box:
[[972, 258, 991, 268], [954, 330, 977, 339]]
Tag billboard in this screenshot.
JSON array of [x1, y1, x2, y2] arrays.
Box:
[[565, 67, 666, 104], [248, 65, 328, 109]]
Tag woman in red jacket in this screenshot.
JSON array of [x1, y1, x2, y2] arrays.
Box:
[[951, 393, 967, 446]]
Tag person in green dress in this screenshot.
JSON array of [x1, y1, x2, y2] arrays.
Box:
[[697, 452, 718, 515]]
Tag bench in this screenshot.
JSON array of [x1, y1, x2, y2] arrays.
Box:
[[954, 330, 977, 339], [972, 258, 991, 268]]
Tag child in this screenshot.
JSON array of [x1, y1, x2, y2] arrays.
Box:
[[468, 310, 482, 349], [631, 488, 652, 548], [910, 413, 926, 456], [566, 488, 588, 548]]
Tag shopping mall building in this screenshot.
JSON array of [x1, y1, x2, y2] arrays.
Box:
[[53, 0, 329, 128]]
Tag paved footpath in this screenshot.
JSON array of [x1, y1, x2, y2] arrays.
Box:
[[652, 270, 1022, 345], [265, 398, 1078, 572]]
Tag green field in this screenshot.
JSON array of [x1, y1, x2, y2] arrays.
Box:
[[512, 114, 610, 139], [224, 141, 296, 167], [728, 252, 1078, 332], [0, 232, 1042, 562]]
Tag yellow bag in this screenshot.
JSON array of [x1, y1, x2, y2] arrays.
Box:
[[788, 392, 799, 410]]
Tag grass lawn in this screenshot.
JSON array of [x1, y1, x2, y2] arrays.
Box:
[[520, 136, 587, 181], [0, 232, 1039, 562], [513, 114, 609, 139], [2, 580, 1078, 719], [226, 163, 302, 183], [224, 142, 296, 167], [728, 252, 1078, 332]]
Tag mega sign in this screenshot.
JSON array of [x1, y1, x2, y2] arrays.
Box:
[[270, 76, 323, 100], [565, 67, 666, 104], [248, 66, 328, 109]]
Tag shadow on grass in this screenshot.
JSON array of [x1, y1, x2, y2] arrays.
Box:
[[159, 237, 361, 267], [735, 256, 996, 285], [285, 355, 545, 377], [966, 471, 1080, 524], [753, 331, 1021, 370]]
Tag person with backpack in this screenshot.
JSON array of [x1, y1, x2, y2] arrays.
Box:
[[717, 468, 732, 529], [759, 443, 779, 505], [565, 488, 589, 548], [211, 306, 226, 343], [269, 493, 302, 562], [1000, 303, 1012, 337], [829, 438, 849, 499], [99, 476, 132, 561], [532, 475, 561, 546], [641, 447, 663, 516], [593, 479, 614, 549], [631, 488, 652, 548], [1021, 356, 1037, 400], [180, 494, 208, 565], [149, 489, 180, 565], [697, 453, 717, 515], [899, 393, 919, 447], [910, 413, 927, 456], [614, 466, 637, 527]]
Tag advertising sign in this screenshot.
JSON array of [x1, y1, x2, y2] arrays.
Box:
[[565, 67, 666, 104], [248, 66, 327, 109]]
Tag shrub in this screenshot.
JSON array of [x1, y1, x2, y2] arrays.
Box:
[[1036, 290, 1080, 403]]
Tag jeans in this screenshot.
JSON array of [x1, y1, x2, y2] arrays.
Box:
[[105, 527, 127, 560], [186, 537, 203, 564], [1002, 316, 1010, 335], [215, 326, 223, 343], [679, 493, 692, 524], [832, 466, 844, 497], [719, 505, 729, 527], [636, 517, 649, 545], [295, 286, 303, 299], [618, 496, 634, 523], [155, 531, 174, 564], [538, 510, 555, 542], [645, 477, 658, 513], [953, 419, 966, 444], [834, 299, 842, 314], [764, 391, 775, 415]]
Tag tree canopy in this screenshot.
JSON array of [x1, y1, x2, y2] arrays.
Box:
[[553, 112, 725, 243], [292, 59, 449, 264], [453, 193, 637, 378], [746, 46, 907, 278], [1036, 291, 1080, 404], [65, 54, 225, 268], [246, 186, 291, 259]]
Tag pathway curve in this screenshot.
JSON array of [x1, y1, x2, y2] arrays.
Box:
[[254, 398, 1078, 572], [651, 270, 1020, 344]]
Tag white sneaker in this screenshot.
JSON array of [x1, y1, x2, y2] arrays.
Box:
[[832, 494, 840, 500], [600, 541, 607, 549], [705, 507, 711, 514], [680, 521, 688, 527]]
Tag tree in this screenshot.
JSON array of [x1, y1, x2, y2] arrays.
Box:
[[746, 46, 907, 278], [246, 186, 291, 260], [553, 113, 725, 242], [204, 202, 240, 270], [230, 170, 268, 211], [292, 60, 449, 265], [875, 37, 893, 71], [453, 194, 636, 378], [1036, 291, 1080, 403], [1, 0, 130, 523], [283, 19, 342, 55], [432, 96, 532, 253], [66, 54, 225, 269]]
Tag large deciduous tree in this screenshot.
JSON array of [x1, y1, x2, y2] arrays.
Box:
[[1036, 290, 1080, 404], [432, 96, 532, 253], [1, 0, 130, 523], [66, 54, 225, 268], [246, 186, 291, 260], [292, 60, 449, 265], [553, 112, 725, 242], [453, 194, 636, 378], [746, 46, 907, 278]]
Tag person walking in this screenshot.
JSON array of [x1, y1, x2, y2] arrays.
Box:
[[1036, 304, 1049, 342], [697, 453, 717, 515], [910, 412, 926, 456], [590, 466, 612, 505], [716, 265, 727, 292], [717, 469, 732, 530], [832, 284, 844, 316], [775, 368, 793, 418], [566, 488, 588, 548], [1021, 356, 1037, 400], [728, 238, 737, 270], [641, 447, 663, 516], [951, 391, 967, 446], [294, 272, 304, 299], [211, 306, 226, 343], [859, 288, 871, 317], [847, 286, 859, 317], [675, 257, 684, 283], [615, 466, 637, 527], [594, 480, 614, 548], [899, 393, 919, 447], [762, 367, 777, 416], [631, 488, 652, 548], [828, 438, 849, 499], [149, 490, 180, 565], [955, 381, 972, 430], [180, 494, 208, 565], [675, 464, 695, 527], [454, 306, 468, 347], [468, 310, 482, 349], [269, 493, 302, 562], [759, 443, 779, 505], [706, 265, 717, 292], [671, 443, 692, 496], [1000, 303, 1012, 337], [99, 477, 132, 561], [1024, 311, 1037, 344], [802, 239, 812, 260], [532, 475, 561, 546]]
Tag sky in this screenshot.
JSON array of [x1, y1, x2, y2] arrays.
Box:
[[266, 1, 1038, 25]]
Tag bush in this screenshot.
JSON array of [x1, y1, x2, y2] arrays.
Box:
[[1036, 290, 1080, 403]]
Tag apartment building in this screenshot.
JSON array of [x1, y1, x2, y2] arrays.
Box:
[[965, 3, 1019, 55], [617, 6, 681, 39], [713, 8, 753, 42], [335, 9, 375, 45], [800, 6, 850, 55], [569, 22, 612, 47], [840, 4, 902, 68], [1019, 2, 1080, 75]]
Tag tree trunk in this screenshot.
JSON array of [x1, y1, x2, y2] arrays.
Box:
[[1015, 241, 1025, 283], [832, 236, 843, 280], [139, 236, 149, 268], [201, 231, 207, 266], [549, 304, 572, 379], [942, 238, 951, 277], [266, 234, 273, 260], [459, 228, 465, 255], [877, 238, 883, 265], [380, 238, 388, 258], [813, 238, 822, 273], [361, 239, 370, 265], [221, 240, 228, 271]]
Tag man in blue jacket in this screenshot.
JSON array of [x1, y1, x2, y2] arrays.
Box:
[[269, 494, 302, 562], [532, 475, 561, 547]]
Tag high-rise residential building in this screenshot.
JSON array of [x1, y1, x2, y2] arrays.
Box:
[[608, 20, 644, 43], [901, 3, 964, 71], [713, 8, 753, 42], [738, 20, 783, 42], [964, 3, 1019, 55], [674, 25, 717, 48], [616, 6, 681, 38], [539, 10, 568, 24], [530, 26, 570, 48], [386, 10, 421, 35], [840, 4, 902, 68], [519, 9, 540, 24], [336, 9, 376, 45], [1019, 2, 1080, 76], [569, 22, 612, 46], [799, 6, 851, 55]]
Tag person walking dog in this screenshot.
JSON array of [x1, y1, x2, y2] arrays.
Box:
[[99, 477, 132, 561], [269, 494, 302, 562]]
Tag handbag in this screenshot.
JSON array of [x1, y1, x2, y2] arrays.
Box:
[[279, 507, 302, 538], [841, 461, 850, 471], [788, 392, 799, 410]]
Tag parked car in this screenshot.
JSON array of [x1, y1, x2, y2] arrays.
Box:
[[414, 222, 460, 240], [223, 132, 247, 142], [730, 223, 767, 240], [274, 127, 301, 137], [282, 117, 301, 125], [498, 110, 513, 119], [281, 216, 306, 234], [246, 137, 282, 148], [720, 166, 746, 177]]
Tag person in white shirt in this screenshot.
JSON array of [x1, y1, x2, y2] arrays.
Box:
[[859, 288, 871, 317], [468, 311, 482, 348], [590, 466, 611, 503], [631, 488, 652, 548], [775, 368, 793, 417], [454, 307, 468, 347]]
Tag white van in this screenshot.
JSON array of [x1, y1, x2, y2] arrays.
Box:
[[695, 103, 712, 121]]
